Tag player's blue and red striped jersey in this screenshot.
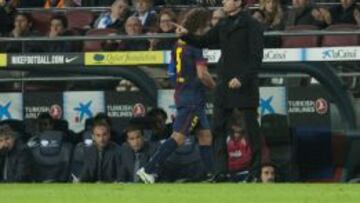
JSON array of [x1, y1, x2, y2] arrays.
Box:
[[169, 40, 207, 107]]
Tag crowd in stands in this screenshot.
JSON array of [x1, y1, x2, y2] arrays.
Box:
[[0, 108, 277, 183], [0, 0, 359, 52]]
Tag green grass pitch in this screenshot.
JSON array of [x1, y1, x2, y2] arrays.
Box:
[[1, 184, 359, 203]]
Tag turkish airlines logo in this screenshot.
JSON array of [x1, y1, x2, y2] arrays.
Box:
[[132, 103, 146, 117], [49, 104, 63, 120], [315, 98, 328, 115]]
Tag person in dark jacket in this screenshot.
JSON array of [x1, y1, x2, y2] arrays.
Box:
[[285, 0, 325, 27], [133, 0, 158, 32], [148, 8, 177, 51], [102, 16, 149, 51], [175, 0, 264, 180], [317, 0, 360, 26], [119, 125, 158, 182], [3, 12, 42, 53], [94, 0, 132, 32], [0, 0, 16, 36], [146, 108, 172, 142], [80, 120, 122, 183], [0, 124, 33, 182], [42, 14, 77, 52]]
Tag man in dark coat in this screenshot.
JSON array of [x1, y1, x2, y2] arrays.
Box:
[[80, 121, 122, 183], [0, 124, 33, 182], [119, 125, 158, 182], [176, 0, 264, 179], [285, 0, 325, 27]]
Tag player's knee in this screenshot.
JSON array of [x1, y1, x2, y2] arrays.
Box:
[[171, 132, 186, 145]]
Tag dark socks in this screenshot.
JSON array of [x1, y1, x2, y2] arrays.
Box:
[[200, 145, 214, 174], [145, 137, 178, 174]]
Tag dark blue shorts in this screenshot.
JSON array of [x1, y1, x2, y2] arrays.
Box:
[[173, 105, 210, 135]]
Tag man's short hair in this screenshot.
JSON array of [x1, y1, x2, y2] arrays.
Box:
[[92, 120, 111, 133], [180, 8, 210, 35], [0, 124, 17, 138], [93, 112, 112, 127], [113, 0, 129, 5], [15, 12, 33, 24], [136, 0, 153, 4], [50, 14, 68, 28], [261, 162, 276, 171], [124, 124, 143, 138], [228, 111, 247, 129], [147, 108, 168, 120]]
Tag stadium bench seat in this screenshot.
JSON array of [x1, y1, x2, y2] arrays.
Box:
[[282, 25, 320, 48], [83, 28, 118, 51], [261, 114, 295, 181], [322, 24, 359, 47], [31, 130, 73, 182], [344, 132, 360, 181], [294, 127, 334, 182], [32, 11, 53, 35], [66, 10, 94, 30]]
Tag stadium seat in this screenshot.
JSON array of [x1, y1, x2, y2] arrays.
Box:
[[294, 127, 334, 182], [344, 132, 360, 181], [260, 114, 295, 181], [32, 12, 52, 35], [322, 24, 359, 47], [282, 25, 320, 48], [66, 10, 94, 30], [330, 133, 349, 181], [31, 130, 73, 182], [261, 114, 291, 145], [84, 28, 118, 51]]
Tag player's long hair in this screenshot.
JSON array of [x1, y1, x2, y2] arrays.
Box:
[[179, 7, 210, 35]]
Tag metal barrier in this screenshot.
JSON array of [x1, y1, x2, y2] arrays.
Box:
[[0, 29, 359, 42], [16, 2, 354, 13]]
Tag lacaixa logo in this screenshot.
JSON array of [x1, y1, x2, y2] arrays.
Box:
[[322, 48, 357, 60], [93, 54, 105, 62]]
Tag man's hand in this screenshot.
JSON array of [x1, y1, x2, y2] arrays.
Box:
[[319, 8, 331, 25], [312, 8, 324, 22], [12, 27, 22, 38], [147, 32, 159, 50], [354, 9, 360, 25], [49, 29, 59, 38], [228, 77, 241, 89], [171, 22, 188, 37]]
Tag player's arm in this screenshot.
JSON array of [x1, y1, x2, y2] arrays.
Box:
[[196, 62, 216, 89]]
